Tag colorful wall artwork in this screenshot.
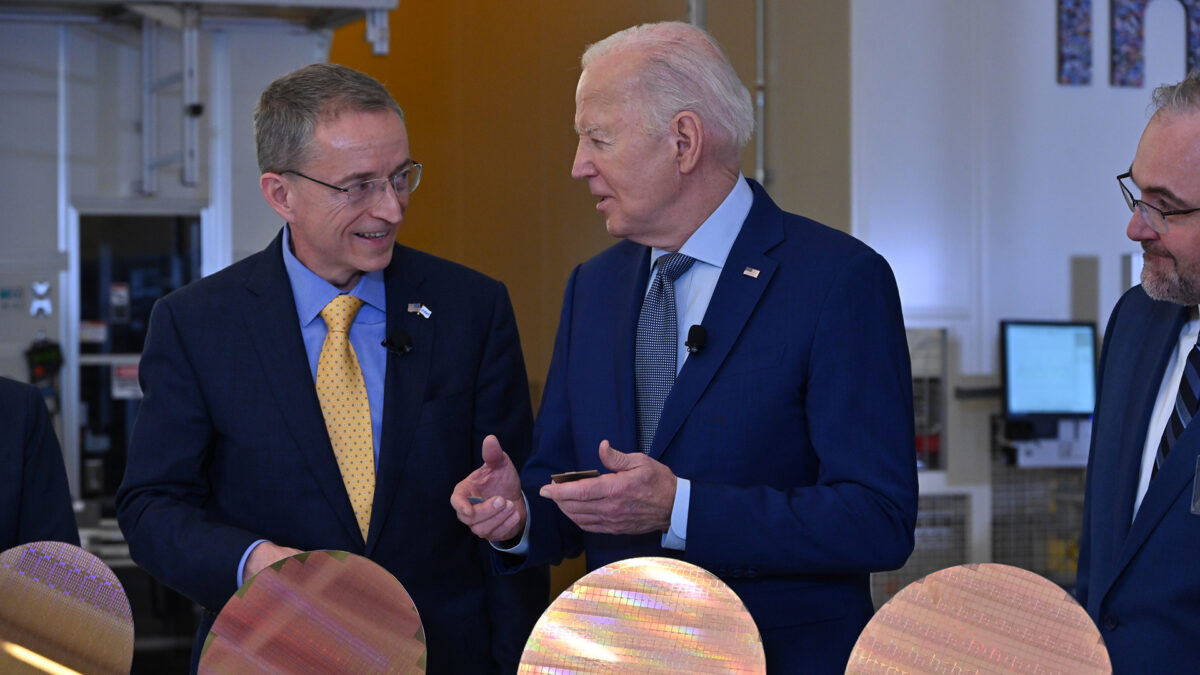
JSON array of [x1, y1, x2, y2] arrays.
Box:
[[1059, 0, 1093, 84], [1057, 0, 1200, 86]]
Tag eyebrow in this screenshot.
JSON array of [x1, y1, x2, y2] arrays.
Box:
[[332, 159, 414, 186], [1128, 167, 1190, 205], [576, 124, 613, 142], [388, 159, 415, 176]]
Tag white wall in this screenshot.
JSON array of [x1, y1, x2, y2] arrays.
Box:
[[853, 0, 1187, 375], [218, 26, 332, 261]]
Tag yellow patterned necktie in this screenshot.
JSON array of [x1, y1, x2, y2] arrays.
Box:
[[316, 294, 374, 542]]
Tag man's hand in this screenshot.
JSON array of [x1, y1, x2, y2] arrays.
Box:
[[244, 541, 303, 581], [538, 440, 677, 535], [451, 435, 527, 543]]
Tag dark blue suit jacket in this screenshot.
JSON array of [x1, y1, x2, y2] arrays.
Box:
[[1, 376, 79, 549], [116, 230, 546, 674], [517, 180, 918, 673], [1077, 286, 1200, 672]]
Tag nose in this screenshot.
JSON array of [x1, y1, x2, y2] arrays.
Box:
[[571, 138, 594, 180], [1126, 205, 1158, 243], [371, 180, 408, 221]]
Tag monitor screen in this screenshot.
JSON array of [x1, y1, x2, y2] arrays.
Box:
[[1001, 320, 1097, 417]]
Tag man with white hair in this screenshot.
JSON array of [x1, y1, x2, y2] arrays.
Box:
[[453, 21, 917, 671], [1077, 69, 1200, 672]]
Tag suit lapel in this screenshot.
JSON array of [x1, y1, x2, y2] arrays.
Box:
[[1101, 301, 1189, 595], [367, 246, 432, 550], [1113, 304, 1185, 541], [649, 183, 783, 459], [243, 232, 362, 543]]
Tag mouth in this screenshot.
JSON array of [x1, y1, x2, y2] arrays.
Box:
[[1143, 243, 1171, 258], [355, 231, 391, 240]]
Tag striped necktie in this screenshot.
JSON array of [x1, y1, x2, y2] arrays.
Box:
[[635, 252, 696, 454], [316, 294, 375, 541], [1153, 333, 1200, 479]]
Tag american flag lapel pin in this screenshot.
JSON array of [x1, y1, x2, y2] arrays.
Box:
[[743, 267, 760, 279]]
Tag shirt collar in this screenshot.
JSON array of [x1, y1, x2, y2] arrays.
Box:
[[281, 225, 386, 326], [650, 174, 752, 271]]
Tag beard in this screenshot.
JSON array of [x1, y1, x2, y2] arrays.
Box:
[[1141, 243, 1200, 305]]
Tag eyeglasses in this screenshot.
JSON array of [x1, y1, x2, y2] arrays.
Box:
[[1118, 171, 1200, 233], [283, 162, 423, 206]]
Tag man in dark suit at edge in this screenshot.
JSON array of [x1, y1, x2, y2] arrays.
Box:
[[1077, 70, 1200, 672], [117, 63, 545, 673], [452, 22, 917, 673], [1, 376, 79, 549]]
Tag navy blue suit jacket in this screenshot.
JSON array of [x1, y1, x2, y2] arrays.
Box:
[[1, 376, 79, 549], [517, 180, 918, 673], [116, 230, 546, 674], [1078, 286, 1200, 672]]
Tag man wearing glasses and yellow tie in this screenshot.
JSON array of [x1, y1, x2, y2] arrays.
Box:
[[117, 64, 546, 674]]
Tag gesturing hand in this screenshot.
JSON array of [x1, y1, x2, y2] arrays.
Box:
[[450, 434, 527, 543], [538, 440, 677, 535]]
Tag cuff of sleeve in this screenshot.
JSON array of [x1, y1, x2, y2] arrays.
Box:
[[661, 477, 690, 551], [490, 492, 531, 555], [238, 539, 269, 587]]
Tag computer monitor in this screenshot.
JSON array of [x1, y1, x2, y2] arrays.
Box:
[[1000, 320, 1097, 418]]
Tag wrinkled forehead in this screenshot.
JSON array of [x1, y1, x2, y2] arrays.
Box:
[[575, 58, 644, 131]]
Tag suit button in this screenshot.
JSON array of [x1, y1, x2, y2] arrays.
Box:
[[1101, 615, 1118, 631]]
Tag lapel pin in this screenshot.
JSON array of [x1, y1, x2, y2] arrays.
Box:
[[743, 267, 760, 279], [407, 303, 432, 319]]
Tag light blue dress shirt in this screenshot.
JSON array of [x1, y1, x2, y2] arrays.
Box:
[[650, 175, 752, 550], [237, 226, 389, 586]]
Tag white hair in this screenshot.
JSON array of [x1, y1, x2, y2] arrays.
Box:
[[582, 22, 754, 152]]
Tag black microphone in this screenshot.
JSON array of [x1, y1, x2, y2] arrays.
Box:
[[382, 328, 414, 355], [685, 324, 706, 354]]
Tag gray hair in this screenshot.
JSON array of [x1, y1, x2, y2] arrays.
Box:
[[582, 22, 754, 152], [254, 63, 404, 174], [1151, 69, 1200, 115]]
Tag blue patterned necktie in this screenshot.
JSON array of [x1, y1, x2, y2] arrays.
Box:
[[635, 252, 696, 454], [1154, 333, 1200, 479]]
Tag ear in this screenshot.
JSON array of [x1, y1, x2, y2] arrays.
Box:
[[670, 111, 704, 174], [260, 172, 296, 222]]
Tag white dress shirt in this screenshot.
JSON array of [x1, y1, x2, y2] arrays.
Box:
[[1133, 309, 1200, 519]]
